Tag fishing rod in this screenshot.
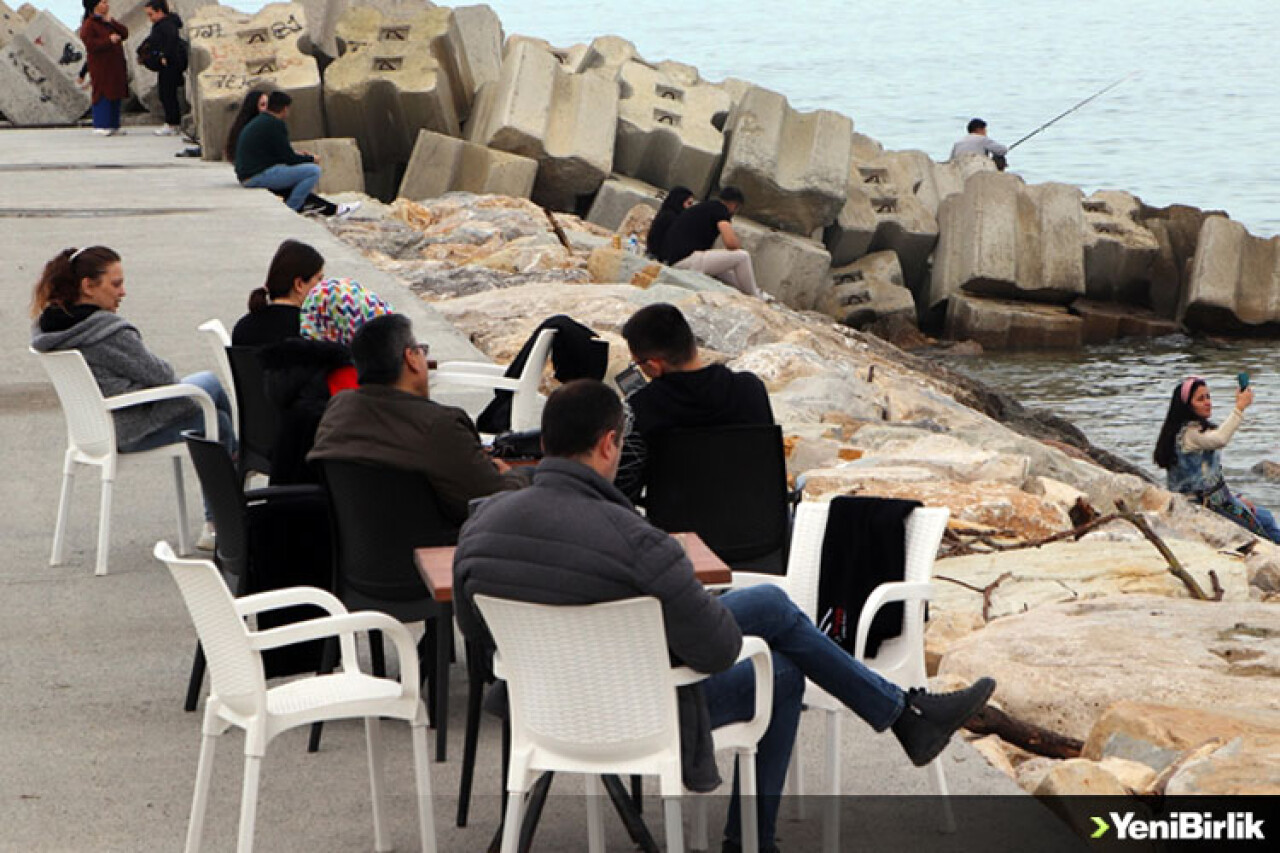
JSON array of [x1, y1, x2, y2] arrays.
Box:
[[1008, 71, 1139, 151]]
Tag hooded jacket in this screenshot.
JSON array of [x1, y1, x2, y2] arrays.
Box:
[[629, 363, 773, 438], [453, 457, 743, 791], [31, 307, 197, 448]]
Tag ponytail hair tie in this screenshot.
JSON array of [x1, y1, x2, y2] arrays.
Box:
[[1180, 376, 1203, 405]]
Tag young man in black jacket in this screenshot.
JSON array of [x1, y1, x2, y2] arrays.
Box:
[[141, 0, 187, 135], [454, 379, 996, 853]]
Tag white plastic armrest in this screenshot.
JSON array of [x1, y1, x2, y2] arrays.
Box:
[[430, 372, 519, 392], [671, 636, 772, 692], [249, 612, 422, 690], [106, 384, 218, 443], [853, 581, 934, 662], [434, 360, 506, 376], [490, 651, 506, 681], [197, 319, 231, 346], [234, 585, 349, 618]]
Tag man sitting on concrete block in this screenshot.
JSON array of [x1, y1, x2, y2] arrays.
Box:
[[660, 186, 761, 297], [950, 117, 1008, 170], [234, 90, 358, 219]]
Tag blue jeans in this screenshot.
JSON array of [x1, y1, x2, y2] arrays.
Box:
[[243, 162, 321, 211], [704, 584, 906, 847], [119, 371, 235, 520], [91, 98, 121, 130], [1257, 506, 1280, 543]]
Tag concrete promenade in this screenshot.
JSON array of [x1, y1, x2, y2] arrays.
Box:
[[0, 128, 1067, 852]]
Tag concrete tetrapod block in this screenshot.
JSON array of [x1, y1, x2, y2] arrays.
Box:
[[0, 33, 90, 125], [325, 4, 465, 172], [116, 0, 214, 118], [1182, 216, 1280, 332], [17, 10, 85, 86], [1070, 298, 1179, 345], [818, 251, 917, 329], [569, 34, 638, 80], [732, 217, 833, 309], [613, 59, 732, 198], [189, 3, 322, 162], [1082, 190, 1161, 307], [929, 171, 1086, 312], [451, 4, 503, 100], [945, 294, 1083, 350], [291, 0, 425, 61], [398, 128, 537, 201], [718, 85, 851, 235], [585, 175, 661, 232], [292, 136, 364, 194], [1140, 203, 1224, 319], [1, 2, 22, 50], [467, 40, 617, 211]]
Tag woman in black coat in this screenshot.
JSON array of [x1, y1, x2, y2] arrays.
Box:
[[141, 0, 188, 134]]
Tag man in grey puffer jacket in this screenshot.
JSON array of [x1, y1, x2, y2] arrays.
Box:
[[455, 380, 995, 853], [32, 307, 207, 450]]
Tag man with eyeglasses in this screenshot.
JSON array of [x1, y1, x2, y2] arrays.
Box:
[[309, 314, 525, 525]]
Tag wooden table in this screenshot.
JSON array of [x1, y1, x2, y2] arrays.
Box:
[[414, 531, 731, 603]]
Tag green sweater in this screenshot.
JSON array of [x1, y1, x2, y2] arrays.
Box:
[[234, 112, 312, 181]]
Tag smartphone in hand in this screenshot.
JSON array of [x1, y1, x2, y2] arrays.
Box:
[[615, 363, 647, 397], [1238, 372, 1250, 390]]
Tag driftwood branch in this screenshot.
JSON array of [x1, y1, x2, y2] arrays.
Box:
[[965, 705, 1083, 759], [1114, 500, 1218, 600], [935, 571, 1013, 622], [541, 207, 571, 250]]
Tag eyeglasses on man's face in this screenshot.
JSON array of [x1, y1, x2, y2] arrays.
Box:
[[408, 343, 430, 357]]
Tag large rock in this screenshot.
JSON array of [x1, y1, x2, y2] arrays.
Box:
[[325, 5, 466, 171], [291, 136, 364, 194], [1140, 203, 1223, 319], [817, 251, 917, 329], [190, 3, 322, 162], [930, 536, 1252, 625], [1069, 298, 1180, 344], [585, 175, 660, 232], [1032, 759, 1129, 797], [398, 129, 537, 202], [945, 294, 1083, 350], [732, 217, 832, 309], [1082, 190, 1160, 306], [1181, 216, 1280, 332], [930, 172, 1086, 311], [612, 60, 733, 198], [467, 40, 617, 211], [0, 32, 89, 125], [719, 85, 851, 234], [939, 595, 1280, 742]]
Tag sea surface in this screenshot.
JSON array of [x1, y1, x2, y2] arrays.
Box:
[[47, 0, 1280, 506]]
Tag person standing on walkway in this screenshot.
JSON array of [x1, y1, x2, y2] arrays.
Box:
[[233, 90, 358, 218], [79, 0, 128, 136], [950, 117, 1008, 169], [140, 0, 188, 136], [660, 186, 761, 297]]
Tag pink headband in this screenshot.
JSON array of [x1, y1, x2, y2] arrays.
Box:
[[1180, 376, 1203, 404]]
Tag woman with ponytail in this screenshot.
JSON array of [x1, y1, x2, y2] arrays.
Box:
[[1154, 375, 1280, 542], [30, 246, 234, 546], [231, 239, 325, 346]]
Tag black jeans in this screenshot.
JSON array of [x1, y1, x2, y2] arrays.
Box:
[[157, 67, 183, 126]]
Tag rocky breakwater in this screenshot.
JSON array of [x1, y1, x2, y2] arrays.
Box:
[[312, 191, 1279, 804]]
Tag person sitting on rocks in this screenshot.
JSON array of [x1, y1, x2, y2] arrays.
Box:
[[1154, 375, 1280, 543], [646, 185, 694, 260], [950, 117, 1009, 169], [614, 302, 773, 499], [233, 90, 358, 219], [659, 186, 761, 297], [453, 378, 997, 853], [307, 313, 526, 527]]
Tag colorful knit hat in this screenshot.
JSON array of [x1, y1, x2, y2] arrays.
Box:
[[299, 278, 395, 346]]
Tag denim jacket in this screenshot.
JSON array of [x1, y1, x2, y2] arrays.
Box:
[[1166, 424, 1224, 497]]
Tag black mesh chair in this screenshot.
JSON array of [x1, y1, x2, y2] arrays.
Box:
[[227, 346, 280, 479], [644, 424, 794, 575], [181, 433, 331, 710], [310, 459, 459, 760]]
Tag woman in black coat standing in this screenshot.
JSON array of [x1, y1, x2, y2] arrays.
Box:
[[141, 0, 188, 135]]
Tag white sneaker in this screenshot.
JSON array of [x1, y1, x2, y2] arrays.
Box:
[[154, 125, 179, 136], [93, 128, 111, 136], [195, 522, 216, 552], [333, 201, 361, 220]]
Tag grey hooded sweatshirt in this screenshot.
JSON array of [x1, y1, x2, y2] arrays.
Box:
[[31, 308, 197, 448]]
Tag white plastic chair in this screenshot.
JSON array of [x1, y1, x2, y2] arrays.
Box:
[[474, 594, 773, 853], [735, 502, 953, 850], [197, 319, 239, 434], [154, 542, 436, 853], [432, 328, 556, 432], [32, 347, 218, 576]]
